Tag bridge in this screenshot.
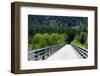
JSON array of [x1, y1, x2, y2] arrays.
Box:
[[28, 44, 88, 61]]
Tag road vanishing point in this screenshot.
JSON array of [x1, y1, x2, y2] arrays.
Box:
[[45, 44, 83, 60]]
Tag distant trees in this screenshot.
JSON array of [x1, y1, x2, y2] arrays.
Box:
[[71, 38, 87, 49], [78, 32, 87, 44], [66, 28, 76, 44], [28, 15, 88, 36], [28, 33, 65, 50], [71, 32, 87, 48], [28, 15, 88, 50]]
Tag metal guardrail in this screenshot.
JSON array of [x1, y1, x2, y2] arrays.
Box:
[[28, 44, 64, 61], [71, 44, 88, 58]]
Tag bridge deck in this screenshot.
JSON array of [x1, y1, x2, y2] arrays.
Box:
[[45, 44, 83, 60]]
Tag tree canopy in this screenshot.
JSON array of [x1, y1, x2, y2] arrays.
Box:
[[28, 15, 88, 51]]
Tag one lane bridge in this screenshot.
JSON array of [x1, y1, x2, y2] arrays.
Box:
[[46, 44, 82, 60], [28, 44, 88, 61]]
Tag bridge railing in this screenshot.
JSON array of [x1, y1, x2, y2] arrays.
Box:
[[28, 44, 64, 61], [71, 44, 88, 58]]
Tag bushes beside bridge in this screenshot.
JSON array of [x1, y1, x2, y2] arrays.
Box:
[[28, 33, 65, 51], [71, 38, 87, 49]]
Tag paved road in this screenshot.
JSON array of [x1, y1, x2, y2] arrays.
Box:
[[45, 44, 82, 60]]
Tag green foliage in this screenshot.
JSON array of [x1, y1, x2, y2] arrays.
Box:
[[28, 15, 88, 38], [84, 39, 88, 48], [71, 38, 87, 48], [29, 33, 65, 50], [50, 33, 65, 45], [42, 33, 51, 46], [66, 28, 76, 44], [28, 43, 32, 51], [71, 31, 88, 49], [78, 32, 87, 44], [31, 43, 35, 49], [28, 15, 88, 50], [51, 33, 59, 45], [71, 38, 80, 45], [32, 33, 42, 44], [58, 34, 65, 45]]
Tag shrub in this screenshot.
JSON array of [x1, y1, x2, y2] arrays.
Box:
[[30, 33, 65, 50]]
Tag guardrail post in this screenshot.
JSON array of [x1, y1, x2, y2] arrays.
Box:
[[28, 44, 64, 61], [71, 44, 88, 58]]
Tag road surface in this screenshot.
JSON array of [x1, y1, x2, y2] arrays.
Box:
[[45, 44, 82, 60]]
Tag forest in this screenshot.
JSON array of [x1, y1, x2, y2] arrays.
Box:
[[28, 15, 88, 51]]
